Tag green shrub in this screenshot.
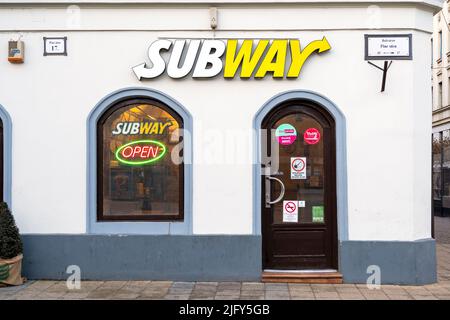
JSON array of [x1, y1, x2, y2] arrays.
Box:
[[0, 202, 23, 259]]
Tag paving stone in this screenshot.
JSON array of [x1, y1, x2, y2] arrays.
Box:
[[387, 295, 413, 300], [265, 283, 288, 290], [311, 285, 337, 293], [86, 289, 118, 299], [242, 282, 264, 290], [215, 295, 240, 300], [240, 295, 265, 300], [362, 293, 390, 300], [264, 294, 290, 300], [290, 292, 316, 299], [196, 282, 218, 286], [217, 283, 241, 291], [314, 292, 340, 299], [35, 292, 67, 299], [412, 295, 439, 300], [112, 292, 140, 299], [164, 294, 190, 300], [216, 289, 240, 295], [141, 288, 169, 295], [23, 281, 56, 291], [338, 293, 365, 300], [10, 292, 38, 300], [63, 292, 91, 299], [171, 282, 195, 289], [241, 290, 264, 296], [126, 281, 151, 287], [335, 287, 361, 294], [290, 296, 316, 300], [97, 281, 128, 289], [169, 288, 193, 294], [140, 290, 168, 298]]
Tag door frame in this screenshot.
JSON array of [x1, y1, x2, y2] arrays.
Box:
[[253, 90, 348, 268], [0, 103, 12, 206]]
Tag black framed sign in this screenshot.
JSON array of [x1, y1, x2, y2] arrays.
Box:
[[364, 34, 412, 60], [43, 37, 67, 56]]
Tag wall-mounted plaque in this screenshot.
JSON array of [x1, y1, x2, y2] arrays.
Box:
[[43, 37, 67, 56], [365, 34, 412, 60]]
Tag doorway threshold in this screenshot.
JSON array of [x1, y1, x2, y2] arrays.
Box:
[[262, 269, 343, 284]]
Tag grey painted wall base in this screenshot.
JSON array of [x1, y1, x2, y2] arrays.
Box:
[[21, 235, 262, 281], [340, 239, 437, 285], [22, 235, 437, 284]]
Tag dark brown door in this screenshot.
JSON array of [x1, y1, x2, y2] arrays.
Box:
[[261, 100, 337, 270]]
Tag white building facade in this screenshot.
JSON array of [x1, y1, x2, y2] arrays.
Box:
[[0, 0, 441, 284]]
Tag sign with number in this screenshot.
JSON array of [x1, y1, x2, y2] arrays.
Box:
[[291, 157, 307, 180], [364, 34, 412, 60], [43, 37, 67, 56]]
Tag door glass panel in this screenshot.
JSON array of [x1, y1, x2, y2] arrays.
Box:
[[271, 112, 325, 224]]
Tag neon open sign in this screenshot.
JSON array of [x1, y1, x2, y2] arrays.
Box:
[[115, 140, 166, 165]]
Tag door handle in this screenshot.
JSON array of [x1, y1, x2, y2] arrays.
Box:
[[265, 176, 285, 208]]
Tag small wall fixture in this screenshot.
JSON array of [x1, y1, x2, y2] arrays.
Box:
[[210, 7, 218, 29], [8, 40, 24, 64]]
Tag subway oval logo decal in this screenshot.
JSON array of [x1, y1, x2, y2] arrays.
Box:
[[115, 140, 166, 165]]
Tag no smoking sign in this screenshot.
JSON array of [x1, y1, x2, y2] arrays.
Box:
[[291, 157, 307, 180], [283, 200, 298, 223]]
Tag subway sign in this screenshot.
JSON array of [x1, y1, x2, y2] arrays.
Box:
[[132, 38, 331, 80]]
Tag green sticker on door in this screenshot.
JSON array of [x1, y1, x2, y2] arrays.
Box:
[[312, 206, 324, 223]]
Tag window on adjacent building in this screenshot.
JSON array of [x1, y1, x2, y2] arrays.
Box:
[[439, 82, 443, 108], [0, 118, 3, 202], [431, 38, 434, 66], [439, 31, 443, 60], [97, 98, 184, 221]]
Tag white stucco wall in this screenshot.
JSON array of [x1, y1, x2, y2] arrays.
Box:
[[0, 1, 437, 240]]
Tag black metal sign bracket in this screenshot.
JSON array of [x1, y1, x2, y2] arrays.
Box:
[[368, 60, 393, 92]]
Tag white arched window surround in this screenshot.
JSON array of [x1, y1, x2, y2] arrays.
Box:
[[0, 103, 12, 206], [87, 87, 193, 235]]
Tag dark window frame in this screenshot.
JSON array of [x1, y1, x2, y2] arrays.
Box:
[[96, 97, 185, 222]]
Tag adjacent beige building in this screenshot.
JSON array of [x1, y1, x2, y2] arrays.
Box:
[[433, 0, 450, 216]]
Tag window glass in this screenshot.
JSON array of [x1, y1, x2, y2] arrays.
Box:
[[271, 113, 325, 224], [443, 131, 450, 206], [0, 118, 3, 202], [433, 132, 442, 202], [98, 99, 183, 221]]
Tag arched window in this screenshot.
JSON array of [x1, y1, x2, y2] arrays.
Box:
[[97, 98, 184, 221]]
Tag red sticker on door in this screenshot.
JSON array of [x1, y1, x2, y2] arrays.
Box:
[[304, 128, 321, 145]]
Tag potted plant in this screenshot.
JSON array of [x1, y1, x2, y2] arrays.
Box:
[[0, 202, 24, 286]]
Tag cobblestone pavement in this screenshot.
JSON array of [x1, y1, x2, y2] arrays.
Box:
[[1, 217, 450, 300]]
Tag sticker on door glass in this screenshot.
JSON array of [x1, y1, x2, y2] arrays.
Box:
[[275, 124, 297, 145], [283, 200, 298, 223], [298, 200, 306, 208], [304, 128, 321, 145], [312, 206, 324, 223], [291, 157, 307, 180]]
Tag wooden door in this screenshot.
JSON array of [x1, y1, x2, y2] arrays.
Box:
[[261, 101, 338, 270]]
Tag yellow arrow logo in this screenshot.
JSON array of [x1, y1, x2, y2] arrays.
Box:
[[287, 37, 331, 78]]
